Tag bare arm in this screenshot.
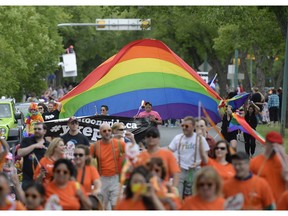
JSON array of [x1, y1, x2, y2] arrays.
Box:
[[199, 135, 208, 164], [56, 101, 62, 112], [172, 172, 179, 188], [0, 137, 9, 159], [18, 142, 46, 157], [92, 179, 102, 195]]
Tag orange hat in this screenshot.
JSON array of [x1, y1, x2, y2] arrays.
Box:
[[29, 103, 38, 110], [266, 131, 283, 144]]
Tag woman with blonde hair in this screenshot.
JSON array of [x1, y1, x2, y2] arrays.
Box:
[[34, 137, 65, 184], [181, 166, 225, 210]]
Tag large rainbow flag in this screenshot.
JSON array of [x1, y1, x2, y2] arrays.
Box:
[[59, 39, 222, 122]]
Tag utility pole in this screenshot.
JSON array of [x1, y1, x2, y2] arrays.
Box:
[[280, 22, 288, 136]]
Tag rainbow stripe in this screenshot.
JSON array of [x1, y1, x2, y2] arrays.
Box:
[[59, 39, 222, 122]]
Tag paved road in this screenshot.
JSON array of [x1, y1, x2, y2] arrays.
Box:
[[158, 124, 265, 156]]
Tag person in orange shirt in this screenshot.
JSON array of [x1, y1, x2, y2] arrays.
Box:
[[44, 158, 91, 210], [34, 137, 65, 184], [137, 127, 180, 189], [0, 173, 26, 210], [24, 182, 46, 210], [223, 152, 275, 210], [0, 137, 9, 172], [181, 166, 225, 210], [277, 190, 288, 210], [89, 123, 126, 210], [200, 139, 235, 181], [25, 103, 44, 136], [250, 131, 288, 203], [74, 145, 101, 195], [115, 165, 165, 210]]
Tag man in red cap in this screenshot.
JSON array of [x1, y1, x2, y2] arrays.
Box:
[[250, 131, 288, 203]]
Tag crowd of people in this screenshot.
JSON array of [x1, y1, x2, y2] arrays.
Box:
[[0, 85, 287, 211]]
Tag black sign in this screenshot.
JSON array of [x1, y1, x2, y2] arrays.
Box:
[[44, 115, 153, 143]]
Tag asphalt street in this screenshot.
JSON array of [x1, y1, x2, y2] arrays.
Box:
[[158, 124, 265, 156]]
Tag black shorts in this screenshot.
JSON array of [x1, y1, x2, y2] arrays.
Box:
[[269, 107, 278, 122], [223, 131, 238, 142]]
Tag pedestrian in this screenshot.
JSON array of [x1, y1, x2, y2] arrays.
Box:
[[136, 102, 162, 126], [250, 131, 288, 203], [89, 123, 126, 210], [33, 138, 65, 184], [37, 102, 48, 116], [18, 122, 49, 189], [181, 166, 225, 210], [277, 190, 288, 210], [250, 87, 265, 123], [44, 158, 91, 210], [61, 116, 90, 159], [42, 101, 62, 121], [168, 116, 209, 199], [115, 166, 166, 210], [200, 140, 235, 181], [243, 101, 260, 158], [223, 152, 275, 210], [268, 89, 280, 127], [25, 103, 44, 137], [24, 182, 46, 210]]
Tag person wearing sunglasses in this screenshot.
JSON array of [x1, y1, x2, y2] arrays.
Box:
[[61, 116, 90, 159], [18, 122, 49, 190], [181, 166, 225, 210], [100, 105, 109, 116], [200, 140, 235, 181], [37, 102, 48, 116], [74, 145, 101, 197], [115, 165, 165, 210], [44, 158, 92, 210], [89, 123, 126, 210], [25, 103, 44, 137], [42, 101, 62, 122], [168, 116, 210, 199], [24, 182, 46, 210], [137, 127, 180, 191], [0, 172, 26, 210], [33, 138, 65, 184]]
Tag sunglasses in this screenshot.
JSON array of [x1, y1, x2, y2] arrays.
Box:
[[118, 128, 125, 131], [55, 169, 69, 175], [146, 134, 158, 138], [70, 121, 78, 125], [215, 147, 226, 151], [102, 129, 112, 133], [73, 153, 84, 158], [25, 193, 39, 199], [34, 128, 42, 131], [30, 109, 37, 111], [38, 107, 43, 110], [198, 182, 214, 188], [181, 124, 190, 129]]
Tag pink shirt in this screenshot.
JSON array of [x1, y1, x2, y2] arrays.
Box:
[[138, 110, 162, 120]]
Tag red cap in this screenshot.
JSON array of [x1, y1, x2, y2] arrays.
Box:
[[265, 131, 283, 144]]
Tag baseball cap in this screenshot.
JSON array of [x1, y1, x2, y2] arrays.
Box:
[[68, 116, 78, 123], [231, 151, 250, 161], [265, 131, 283, 145]]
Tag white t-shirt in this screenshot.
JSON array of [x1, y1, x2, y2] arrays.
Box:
[[168, 133, 210, 170]]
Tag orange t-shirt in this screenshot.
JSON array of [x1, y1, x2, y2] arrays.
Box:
[[181, 194, 225, 210], [0, 200, 26, 210], [76, 165, 100, 194], [115, 198, 147, 210], [250, 154, 286, 202], [89, 138, 126, 177], [201, 158, 235, 181], [277, 191, 288, 210], [33, 156, 55, 184], [136, 149, 180, 181], [223, 174, 274, 210], [45, 181, 84, 210]]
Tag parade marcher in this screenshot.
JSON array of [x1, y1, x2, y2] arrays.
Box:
[[268, 89, 280, 127], [25, 103, 44, 137], [200, 140, 235, 181], [74, 145, 101, 195], [44, 159, 91, 210], [0, 173, 26, 210], [223, 152, 275, 210], [250, 131, 288, 203], [100, 105, 109, 116], [277, 190, 288, 210], [168, 116, 209, 199], [181, 166, 225, 210], [195, 117, 216, 158], [115, 166, 166, 210], [24, 182, 46, 210], [33, 138, 65, 184], [243, 101, 260, 158], [136, 102, 162, 126], [219, 105, 238, 151], [42, 101, 62, 122], [18, 122, 49, 189], [61, 116, 90, 159], [89, 123, 126, 210], [0, 137, 10, 171], [37, 102, 48, 117], [137, 127, 180, 191]]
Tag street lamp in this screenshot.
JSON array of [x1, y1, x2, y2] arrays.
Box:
[[246, 54, 255, 88]]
